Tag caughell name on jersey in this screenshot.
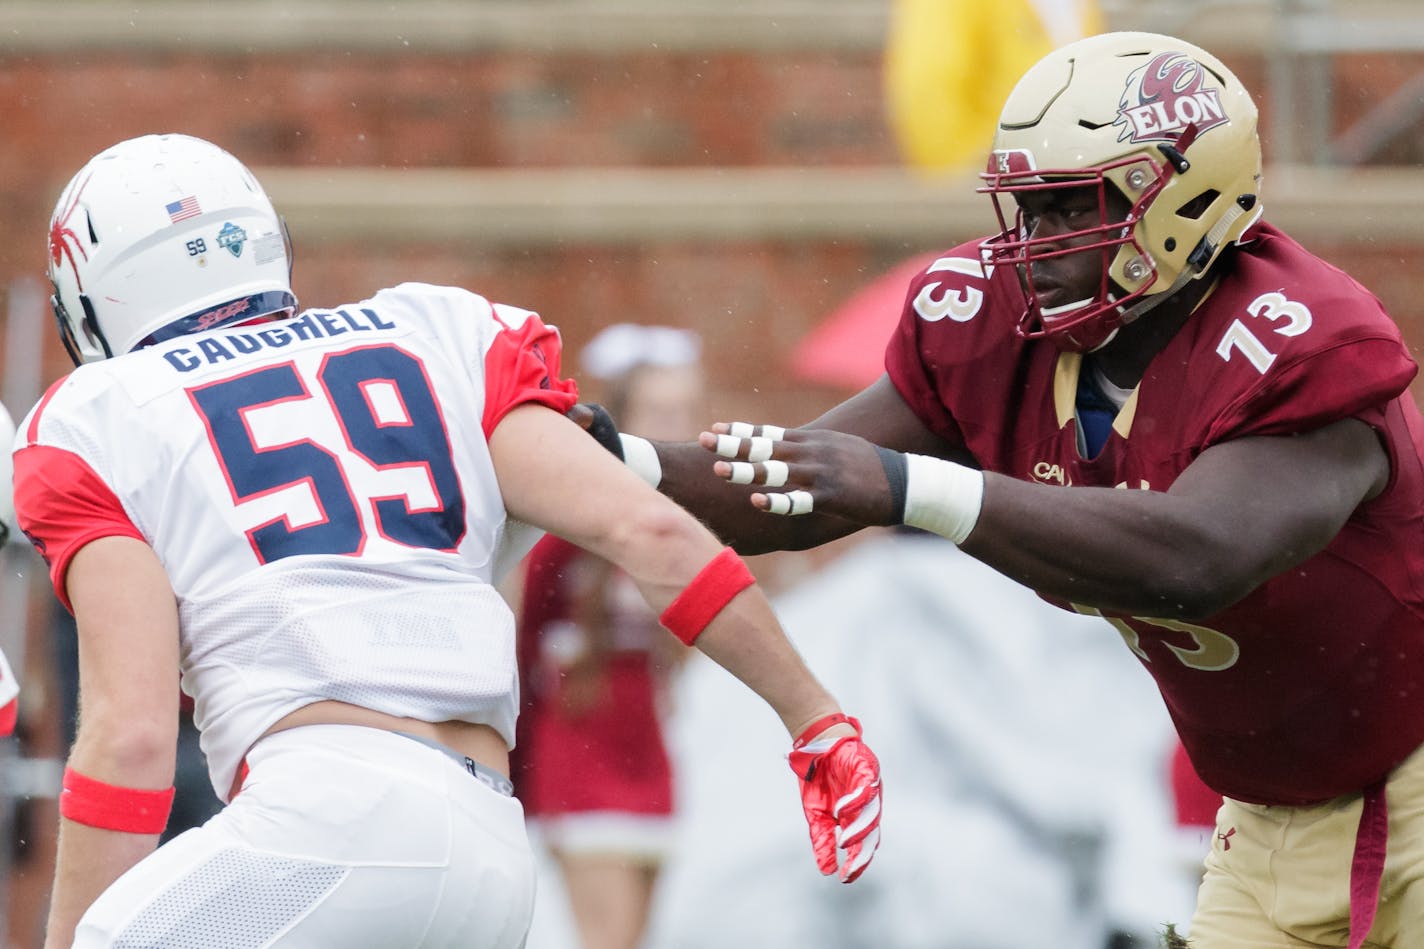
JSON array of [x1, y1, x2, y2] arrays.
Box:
[[161, 307, 397, 372]]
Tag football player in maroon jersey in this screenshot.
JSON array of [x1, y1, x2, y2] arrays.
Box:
[[606, 31, 1424, 949]]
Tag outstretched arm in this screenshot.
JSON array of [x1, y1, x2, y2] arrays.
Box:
[[491, 403, 883, 881], [964, 417, 1388, 617], [646, 375, 964, 553], [705, 413, 1389, 619]]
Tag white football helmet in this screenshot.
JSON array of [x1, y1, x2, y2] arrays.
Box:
[[979, 32, 1263, 352], [0, 402, 14, 547], [48, 133, 296, 364]]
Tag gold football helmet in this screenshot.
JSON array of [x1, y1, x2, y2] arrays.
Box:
[[979, 31, 1263, 351]]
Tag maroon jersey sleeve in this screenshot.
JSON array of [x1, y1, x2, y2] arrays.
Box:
[[884, 242, 1007, 450], [1203, 319, 1415, 445], [1192, 230, 1417, 446]]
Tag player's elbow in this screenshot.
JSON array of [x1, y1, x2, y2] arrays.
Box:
[[71, 708, 178, 779], [1141, 548, 1265, 621], [607, 499, 709, 564], [1146, 577, 1247, 622], [1154, 516, 1342, 621]]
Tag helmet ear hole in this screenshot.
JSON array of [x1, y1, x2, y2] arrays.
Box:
[[78, 295, 113, 359], [1175, 190, 1220, 221]]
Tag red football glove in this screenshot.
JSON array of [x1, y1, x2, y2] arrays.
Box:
[[787, 713, 882, 883]]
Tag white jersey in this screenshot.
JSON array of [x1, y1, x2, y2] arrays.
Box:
[[13, 282, 578, 799]]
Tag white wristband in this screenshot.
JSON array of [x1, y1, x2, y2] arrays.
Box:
[[902, 454, 984, 544], [619, 433, 663, 489]]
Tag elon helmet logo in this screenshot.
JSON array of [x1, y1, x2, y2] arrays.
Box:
[[1114, 51, 1230, 144]]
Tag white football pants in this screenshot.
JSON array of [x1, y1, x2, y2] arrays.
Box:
[[72, 724, 535, 948]]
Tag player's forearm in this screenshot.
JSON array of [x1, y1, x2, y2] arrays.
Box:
[[964, 474, 1257, 619], [595, 498, 841, 734], [44, 677, 178, 946], [45, 823, 160, 948], [655, 440, 859, 553], [691, 584, 843, 737]]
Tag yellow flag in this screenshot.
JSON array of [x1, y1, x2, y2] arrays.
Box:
[[884, 0, 1104, 174]]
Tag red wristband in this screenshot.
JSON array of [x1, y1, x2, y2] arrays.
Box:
[[793, 712, 854, 749], [60, 767, 175, 835], [660, 547, 757, 646]]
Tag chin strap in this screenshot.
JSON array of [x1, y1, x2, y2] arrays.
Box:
[[1113, 121, 1259, 339], [1111, 264, 1198, 335], [1112, 212, 1250, 340]]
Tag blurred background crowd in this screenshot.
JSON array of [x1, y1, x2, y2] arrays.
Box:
[[4, 1, 1424, 946]]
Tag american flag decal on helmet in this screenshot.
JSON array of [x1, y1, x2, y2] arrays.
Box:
[[166, 196, 202, 223]]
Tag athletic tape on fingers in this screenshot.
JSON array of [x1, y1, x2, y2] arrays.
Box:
[[714, 434, 742, 458], [766, 490, 813, 515], [746, 436, 775, 463], [729, 421, 786, 440], [725, 459, 788, 487]]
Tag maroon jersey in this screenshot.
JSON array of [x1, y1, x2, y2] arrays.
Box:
[[887, 222, 1424, 805]]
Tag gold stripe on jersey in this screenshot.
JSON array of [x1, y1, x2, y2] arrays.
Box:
[[1052, 351, 1080, 429], [1052, 350, 1142, 440], [1112, 387, 1141, 438]]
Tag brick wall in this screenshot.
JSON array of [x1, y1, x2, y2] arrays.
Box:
[[1, 47, 895, 398], [3, 41, 1424, 406]]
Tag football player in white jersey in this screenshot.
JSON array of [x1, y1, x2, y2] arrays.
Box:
[[0, 401, 21, 735], [18, 134, 882, 949]]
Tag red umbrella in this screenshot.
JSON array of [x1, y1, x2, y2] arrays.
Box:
[[789, 251, 942, 390]]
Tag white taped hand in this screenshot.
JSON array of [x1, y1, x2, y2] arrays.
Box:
[[765, 490, 813, 515], [726, 459, 788, 487], [711, 422, 811, 515], [727, 422, 786, 441]]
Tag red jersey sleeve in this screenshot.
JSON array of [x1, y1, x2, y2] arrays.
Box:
[[12, 444, 146, 612], [481, 311, 580, 437]]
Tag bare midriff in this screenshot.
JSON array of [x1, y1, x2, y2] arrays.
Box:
[[231, 700, 509, 800]]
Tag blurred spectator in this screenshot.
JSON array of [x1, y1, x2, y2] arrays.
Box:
[[515, 324, 704, 949]]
